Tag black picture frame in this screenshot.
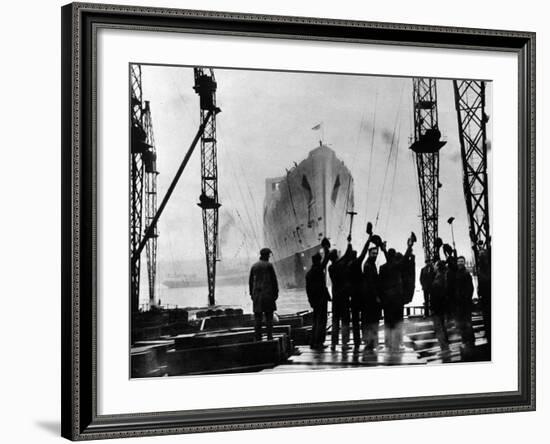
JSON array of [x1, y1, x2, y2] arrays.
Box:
[[61, 2, 536, 440]]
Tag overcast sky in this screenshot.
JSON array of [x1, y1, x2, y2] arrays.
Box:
[[137, 65, 492, 277]]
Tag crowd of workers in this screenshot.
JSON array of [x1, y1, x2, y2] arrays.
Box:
[[248, 224, 491, 356]]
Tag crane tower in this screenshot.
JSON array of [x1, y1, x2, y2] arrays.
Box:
[[410, 78, 447, 263], [130, 65, 159, 313], [453, 80, 490, 267], [142, 101, 159, 307], [193, 68, 221, 307], [130, 65, 145, 314]]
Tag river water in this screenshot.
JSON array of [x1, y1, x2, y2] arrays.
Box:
[[149, 283, 428, 314]]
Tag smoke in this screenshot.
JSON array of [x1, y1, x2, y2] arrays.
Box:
[[380, 127, 394, 144], [219, 210, 236, 247], [449, 151, 461, 164]]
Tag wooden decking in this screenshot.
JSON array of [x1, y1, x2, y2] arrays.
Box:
[[263, 312, 489, 372], [131, 308, 490, 378]]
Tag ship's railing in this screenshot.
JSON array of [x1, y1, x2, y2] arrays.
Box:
[[138, 302, 181, 312], [403, 305, 426, 318]]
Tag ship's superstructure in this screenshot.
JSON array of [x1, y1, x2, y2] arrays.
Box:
[[263, 143, 354, 288]]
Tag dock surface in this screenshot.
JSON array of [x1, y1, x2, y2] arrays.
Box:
[[131, 307, 489, 377]]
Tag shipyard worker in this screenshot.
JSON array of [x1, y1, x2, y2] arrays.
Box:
[[249, 247, 279, 342], [348, 237, 372, 351], [402, 251, 416, 305], [445, 252, 458, 322], [363, 242, 382, 352], [477, 249, 491, 349], [420, 260, 435, 317], [430, 260, 450, 351], [328, 249, 351, 351], [305, 238, 331, 350], [454, 256, 476, 351], [379, 237, 413, 352]]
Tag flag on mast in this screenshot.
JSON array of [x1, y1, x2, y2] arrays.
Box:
[[311, 123, 322, 130]]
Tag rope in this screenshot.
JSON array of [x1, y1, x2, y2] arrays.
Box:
[[365, 90, 379, 222], [374, 83, 406, 229], [383, 120, 402, 234], [336, 105, 369, 238]]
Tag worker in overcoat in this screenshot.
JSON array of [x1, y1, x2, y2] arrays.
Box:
[[305, 238, 331, 350], [379, 236, 414, 352], [249, 248, 279, 341], [454, 255, 475, 350], [328, 248, 351, 351]]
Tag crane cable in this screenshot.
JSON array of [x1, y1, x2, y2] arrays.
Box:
[[383, 119, 402, 234], [336, 101, 371, 238], [365, 90, 379, 222], [374, 82, 406, 230]]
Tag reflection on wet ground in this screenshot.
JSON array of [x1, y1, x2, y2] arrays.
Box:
[[262, 314, 489, 373]]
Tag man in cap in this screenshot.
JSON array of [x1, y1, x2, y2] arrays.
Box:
[[454, 255, 475, 352], [420, 259, 435, 317], [379, 235, 414, 352], [347, 236, 372, 351], [477, 249, 491, 352], [249, 248, 279, 341], [363, 236, 382, 352], [328, 248, 351, 351], [305, 238, 331, 350], [430, 260, 450, 352]]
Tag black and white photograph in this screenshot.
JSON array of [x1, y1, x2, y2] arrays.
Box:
[[130, 65, 492, 378]]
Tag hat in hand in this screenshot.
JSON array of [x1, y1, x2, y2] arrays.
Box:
[[371, 234, 382, 247], [442, 243, 453, 257], [366, 221, 373, 235]]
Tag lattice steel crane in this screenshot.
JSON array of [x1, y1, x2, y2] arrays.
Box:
[[453, 80, 490, 268], [193, 68, 221, 307], [409, 78, 447, 263], [142, 101, 159, 307], [130, 64, 146, 315], [130, 66, 159, 313]]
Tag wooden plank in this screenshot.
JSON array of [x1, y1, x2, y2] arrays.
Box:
[[167, 338, 284, 375], [174, 331, 257, 350]]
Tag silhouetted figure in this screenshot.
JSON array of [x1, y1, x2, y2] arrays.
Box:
[[346, 237, 371, 351], [420, 260, 435, 317], [328, 248, 351, 351], [444, 249, 458, 321], [249, 248, 279, 341], [477, 249, 491, 351], [305, 239, 331, 350], [380, 238, 413, 352], [454, 255, 475, 350], [403, 252, 416, 305], [430, 260, 449, 351], [363, 245, 382, 352]]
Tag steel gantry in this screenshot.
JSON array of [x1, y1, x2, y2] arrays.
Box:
[[453, 80, 490, 267], [130, 64, 146, 315], [130, 65, 159, 313], [142, 101, 159, 308], [409, 78, 447, 263], [193, 68, 221, 307]]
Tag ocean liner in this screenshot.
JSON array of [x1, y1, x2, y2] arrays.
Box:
[[263, 142, 354, 288]]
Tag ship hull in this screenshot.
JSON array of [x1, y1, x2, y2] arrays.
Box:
[[263, 144, 354, 288]]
